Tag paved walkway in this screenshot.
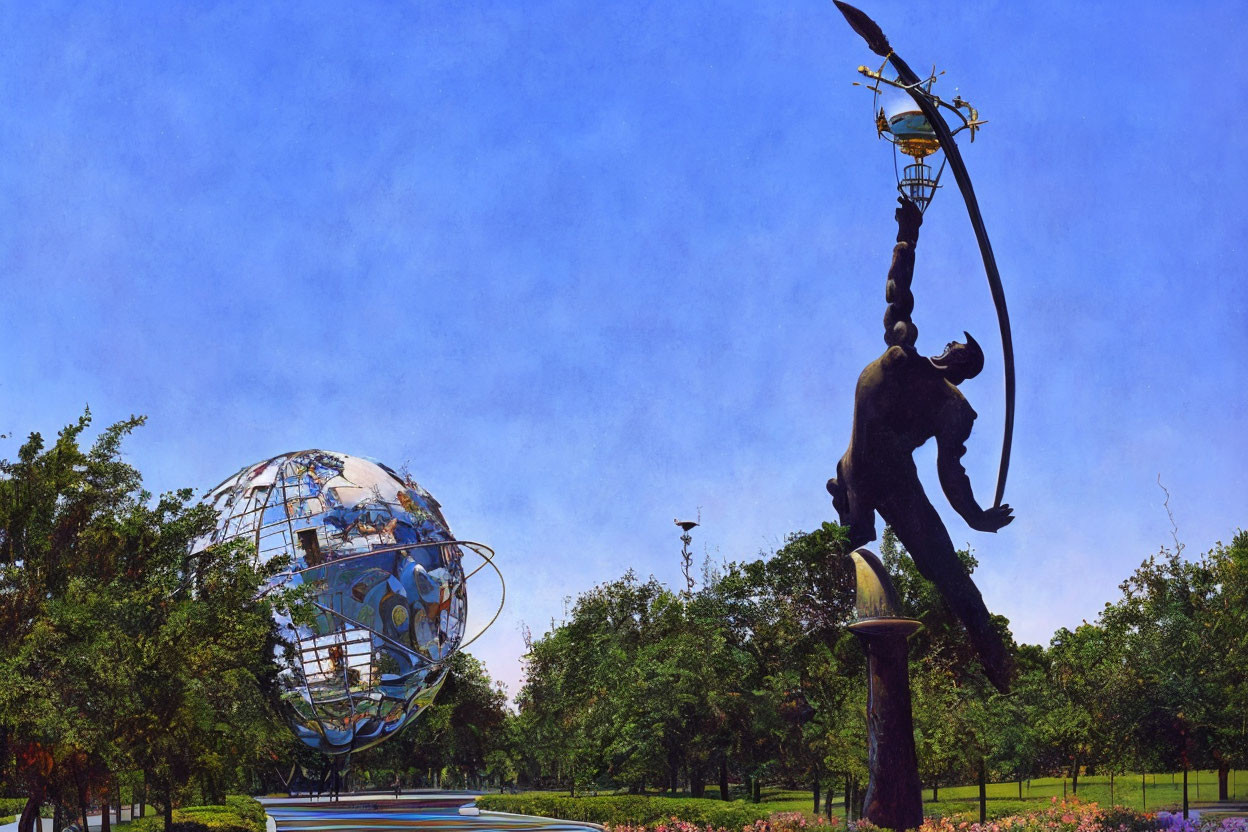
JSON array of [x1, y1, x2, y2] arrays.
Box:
[[263, 793, 601, 832], [4, 794, 601, 832]]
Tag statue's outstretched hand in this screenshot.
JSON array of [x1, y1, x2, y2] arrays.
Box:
[[971, 504, 1014, 533], [895, 196, 922, 243]]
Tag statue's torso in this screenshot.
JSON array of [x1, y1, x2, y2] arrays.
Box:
[[845, 346, 974, 484]]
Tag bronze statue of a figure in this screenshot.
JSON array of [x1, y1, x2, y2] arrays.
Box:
[[828, 197, 1013, 692]]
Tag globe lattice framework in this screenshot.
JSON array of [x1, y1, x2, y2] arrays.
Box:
[[194, 450, 499, 755]]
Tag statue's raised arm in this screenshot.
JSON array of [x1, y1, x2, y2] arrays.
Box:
[[883, 197, 922, 350]]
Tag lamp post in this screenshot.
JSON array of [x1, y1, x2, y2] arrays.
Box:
[[675, 518, 699, 596]]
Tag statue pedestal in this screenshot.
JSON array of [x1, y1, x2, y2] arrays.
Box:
[[849, 617, 924, 830], [847, 550, 924, 831]]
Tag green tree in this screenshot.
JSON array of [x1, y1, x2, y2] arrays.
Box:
[[355, 651, 511, 789], [1101, 534, 1248, 808], [0, 413, 289, 831]]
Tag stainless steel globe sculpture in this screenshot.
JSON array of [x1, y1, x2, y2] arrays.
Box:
[[193, 450, 499, 755]]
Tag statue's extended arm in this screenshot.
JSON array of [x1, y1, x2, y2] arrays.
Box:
[[883, 198, 923, 349], [936, 403, 1014, 533]]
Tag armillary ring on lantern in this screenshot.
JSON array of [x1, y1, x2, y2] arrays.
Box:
[[853, 58, 987, 212], [191, 450, 505, 757]]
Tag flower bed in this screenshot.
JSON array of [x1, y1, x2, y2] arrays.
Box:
[[835, 799, 1177, 832], [1155, 812, 1248, 832], [599, 798, 1198, 832], [606, 812, 840, 832]]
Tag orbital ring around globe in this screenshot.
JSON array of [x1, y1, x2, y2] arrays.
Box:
[[192, 450, 504, 756]]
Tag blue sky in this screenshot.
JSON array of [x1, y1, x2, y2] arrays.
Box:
[[2, 1, 1245, 698]]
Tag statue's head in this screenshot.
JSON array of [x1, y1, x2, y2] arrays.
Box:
[[929, 331, 984, 384]]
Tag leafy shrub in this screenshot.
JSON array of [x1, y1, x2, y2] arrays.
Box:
[[476, 795, 776, 828], [125, 796, 266, 832], [223, 795, 267, 828], [509, 797, 1160, 832], [0, 799, 54, 820], [0, 798, 28, 816]]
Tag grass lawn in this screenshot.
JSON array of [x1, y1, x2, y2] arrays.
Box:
[[920, 770, 1248, 818], [521, 769, 1248, 823], [769, 770, 1248, 820]]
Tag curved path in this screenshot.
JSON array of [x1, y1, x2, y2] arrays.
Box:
[[260, 794, 602, 832]]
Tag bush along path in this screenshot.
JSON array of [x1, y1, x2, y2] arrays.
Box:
[[482, 796, 1248, 832]]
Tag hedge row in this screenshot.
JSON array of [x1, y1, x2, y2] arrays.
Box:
[[1, 798, 27, 816], [127, 796, 267, 832], [475, 795, 775, 828], [0, 797, 51, 823]]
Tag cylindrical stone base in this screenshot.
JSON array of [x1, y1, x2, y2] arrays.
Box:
[[855, 627, 923, 830]]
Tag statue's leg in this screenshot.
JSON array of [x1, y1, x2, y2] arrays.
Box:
[[876, 477, 1012, 692]]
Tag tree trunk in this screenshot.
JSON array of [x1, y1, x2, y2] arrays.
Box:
[[54, 800, 67, 832], [76, 765, 90, 832], [933, 780, 938, 802], [102, 784, 111, 832], [752, 776, 761, 804], [165, 782, 175, 832], [978, 758, 987, 826], [116, 781, 122, 825], [1219, 763, 1230, 801], [1142, 773, 1146, 811], [813, 777, 821, 815], [18, 794, 43, 832], [689, 761, 705, 798], [1182, 767, 1189, 820], [1071, 758, 1079, 794], [825, 781, 835, 819], [1018, 778, 1023, 800], [719, 758, 729, 801], [845, 775, 852, 820]]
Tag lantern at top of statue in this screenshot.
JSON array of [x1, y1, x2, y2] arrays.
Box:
[[855, 61, 985, 213], [192, 450, 499, 756]]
